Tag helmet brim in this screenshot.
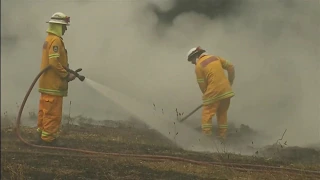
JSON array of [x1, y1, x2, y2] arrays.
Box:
[[46, 21, 70, 26]]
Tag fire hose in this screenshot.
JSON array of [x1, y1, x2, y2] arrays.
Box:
[[13, 65, 320, 178]]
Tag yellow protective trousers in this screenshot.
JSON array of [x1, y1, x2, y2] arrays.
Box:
[[201, 98, 230, 139], [37, 93, 63, 142]]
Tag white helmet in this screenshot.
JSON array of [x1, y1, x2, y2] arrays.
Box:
[[187, 46, 205, 61], [46, 12, 70, 26]]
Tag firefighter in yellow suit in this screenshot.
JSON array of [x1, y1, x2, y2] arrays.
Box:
[[36, 12, 76, 146], [187, 46, 235, 140]]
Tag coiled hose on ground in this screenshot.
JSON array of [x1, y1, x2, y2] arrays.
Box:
[[11, 66, 320, 178]]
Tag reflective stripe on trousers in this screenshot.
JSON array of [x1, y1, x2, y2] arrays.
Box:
[[37, 127, 42, 133], [41, 130, 58, 138], [202, 123, 213, 135], [37, 128, 59, 138]]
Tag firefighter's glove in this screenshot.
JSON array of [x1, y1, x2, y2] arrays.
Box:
[[66, 73, 76, 82]]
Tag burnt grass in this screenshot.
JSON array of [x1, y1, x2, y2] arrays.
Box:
[[1, 119, 320, 180]]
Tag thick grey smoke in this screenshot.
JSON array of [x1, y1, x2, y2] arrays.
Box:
[[1, 0, 319, 147]]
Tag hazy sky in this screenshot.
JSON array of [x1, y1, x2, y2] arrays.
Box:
[[1, 0, 319, 147]]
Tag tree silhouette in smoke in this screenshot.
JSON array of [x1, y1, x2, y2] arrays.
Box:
[[150, 0, 244, 25]]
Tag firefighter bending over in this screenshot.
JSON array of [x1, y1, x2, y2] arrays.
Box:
[[35, 12, 76, 146], [187, 46, 235, 140]]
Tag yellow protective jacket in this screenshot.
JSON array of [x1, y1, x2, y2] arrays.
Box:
[[195, 54, 235, 105], [39, 24, 69, 97]]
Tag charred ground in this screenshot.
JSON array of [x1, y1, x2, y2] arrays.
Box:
[[1, 115, 320, 180]]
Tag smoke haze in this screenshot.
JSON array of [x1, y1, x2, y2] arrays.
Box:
[[1, 0, 320, 147]]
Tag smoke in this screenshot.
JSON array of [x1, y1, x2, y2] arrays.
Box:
[[1, 0, 319, 147]]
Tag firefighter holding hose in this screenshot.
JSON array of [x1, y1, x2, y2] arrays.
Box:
[[187, 47, 235, 140], [35, 12, 76, 146]]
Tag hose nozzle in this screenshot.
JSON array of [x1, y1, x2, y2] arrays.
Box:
[[73, 68, 85, 81], [63, 67, 86, 82], [78, 75, 85, 81]]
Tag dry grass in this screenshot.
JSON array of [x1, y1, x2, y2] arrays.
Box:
[[1, 120, 319, 180]]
